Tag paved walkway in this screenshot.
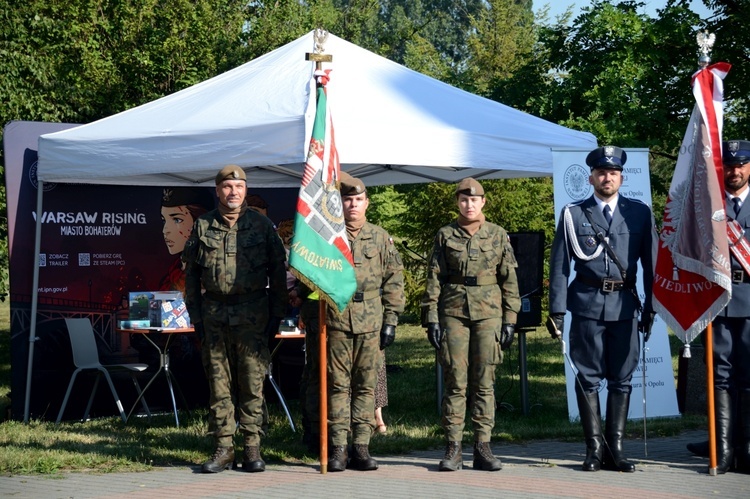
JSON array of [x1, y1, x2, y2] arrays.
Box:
[[2, 430, 748, 498]]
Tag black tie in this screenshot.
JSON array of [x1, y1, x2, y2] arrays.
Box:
[[603, 205, 612, 226], [733, 197, 742, 218]]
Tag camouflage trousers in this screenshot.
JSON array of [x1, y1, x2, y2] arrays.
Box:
[[439, 315, 502, 443], [201, 313, 270, 447], [328, 328, 380, 446]]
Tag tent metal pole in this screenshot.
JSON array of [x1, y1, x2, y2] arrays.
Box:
[[24, 180, 44, 423]]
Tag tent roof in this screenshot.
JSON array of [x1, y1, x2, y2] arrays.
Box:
[[37, 31, 596, 188]]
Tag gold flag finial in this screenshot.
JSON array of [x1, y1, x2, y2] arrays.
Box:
[[306, 28, 333, 64]]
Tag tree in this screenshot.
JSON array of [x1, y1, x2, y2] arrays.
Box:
[[0, 0, 250, 300]]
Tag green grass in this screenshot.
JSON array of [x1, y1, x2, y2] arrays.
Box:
[[0, 300, 705, 474]]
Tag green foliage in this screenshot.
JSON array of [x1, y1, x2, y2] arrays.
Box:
[[464, 0, 536, 96]]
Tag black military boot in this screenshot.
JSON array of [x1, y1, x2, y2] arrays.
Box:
[[602, 391, 635, 472], [473, 441, 503, 471], [576, 385, 603, 472], [242, 445, 265, 472], [201, 446, 235, 473], [348, 444, 378, 471], [738, 389, 750, 473], [328, 445, 348, 472], [438, 441, 463, 471], [715, 389, 735, 474]]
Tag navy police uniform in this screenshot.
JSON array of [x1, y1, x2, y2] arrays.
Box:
[[709, 139, 750, 473], [548, 146, 657, 473]]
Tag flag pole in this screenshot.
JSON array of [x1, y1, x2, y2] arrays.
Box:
[[318, 300, 328, 473], [306, 35, 333, 475], [706, 323, 718, 475]]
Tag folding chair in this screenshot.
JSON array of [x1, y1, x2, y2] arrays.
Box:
[[56, 318, 151, 423]]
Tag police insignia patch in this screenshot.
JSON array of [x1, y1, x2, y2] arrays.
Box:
[[585, 236, 597, 248]]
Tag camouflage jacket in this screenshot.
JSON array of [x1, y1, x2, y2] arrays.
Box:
[[182, 209, 287, 323], [325, 222, 405, 334], [421, 220, 520, 324]]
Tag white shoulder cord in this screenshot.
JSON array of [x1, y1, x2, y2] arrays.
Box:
[[563, 205, 606, 261]]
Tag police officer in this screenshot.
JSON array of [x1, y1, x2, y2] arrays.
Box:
[[325, 172, 405, 472], [183, 165, 287, 474], [699, 139, 750, 473], [547, 146, 657, 473], [421, 177, 520, 472]]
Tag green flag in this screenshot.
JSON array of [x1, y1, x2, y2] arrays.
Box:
[[289, 70, 356, 312]]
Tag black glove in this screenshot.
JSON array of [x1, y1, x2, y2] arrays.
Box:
[[380, 324, 396, 350], [638, 312, 656, 343], [546, 314, 564, 339], [500, 323, 515, 350], [193, 321, 205, 342], [265, 316, 282, 339], [426, 323, 442, 350]]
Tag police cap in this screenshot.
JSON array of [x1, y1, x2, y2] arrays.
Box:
[[215, 164, 246, 185], [723, 140, 750, 166], [339, 171, 366, 196], [585, 146, 627, 171], [455, 177, 484, 196]]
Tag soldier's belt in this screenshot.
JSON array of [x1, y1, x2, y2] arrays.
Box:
[[204, 289, 266, 304], [445, 275, 497, 286], [732, 270, 750, 284], [352, 289, 382, 302], [575, 275, 635, 293]]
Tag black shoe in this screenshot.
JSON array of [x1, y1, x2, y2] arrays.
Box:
[[303, 433, 321, 455], [438, 441, 463, 471], [687, 440, 709, 457], [473, 442, 503, 471], [201, 446, 235, 473], [347, 444, 378, 471], [242, 445, 265, 472], [328, 445, 348, 472]]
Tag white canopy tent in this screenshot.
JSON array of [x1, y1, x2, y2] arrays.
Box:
[[26, 31, 597, 421], [37, 31, 596, 187]]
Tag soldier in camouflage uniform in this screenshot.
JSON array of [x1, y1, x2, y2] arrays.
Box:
[[322, 172, 405, 472], [421, 177, 520, 472], [183, 165, 287, 474]]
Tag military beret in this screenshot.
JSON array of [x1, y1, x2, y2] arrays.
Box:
[[162, 187, 215, 211], [723, 140, 750, 165], [585, 146, 627, 171], [339, 171, 366, 196], [215, 164, 246, 184], [455, 177, 484, 196]]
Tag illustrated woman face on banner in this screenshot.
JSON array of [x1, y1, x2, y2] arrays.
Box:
[[161, 187, 215, 255]]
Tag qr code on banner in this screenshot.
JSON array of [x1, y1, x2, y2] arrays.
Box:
[[39, 254, 46, 267], [78, 253, 91, 266]]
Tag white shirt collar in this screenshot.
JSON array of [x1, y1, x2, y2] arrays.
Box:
[[726, 188, 749, 204], [594, 194, 619, 214]]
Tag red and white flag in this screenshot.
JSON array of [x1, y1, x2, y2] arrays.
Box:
[[653, 62, 732, 345]]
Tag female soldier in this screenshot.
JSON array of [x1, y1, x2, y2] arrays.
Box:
[[421, 177, 520, 472]]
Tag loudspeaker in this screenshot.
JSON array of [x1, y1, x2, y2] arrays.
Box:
[[508, 232, 544, 328]]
